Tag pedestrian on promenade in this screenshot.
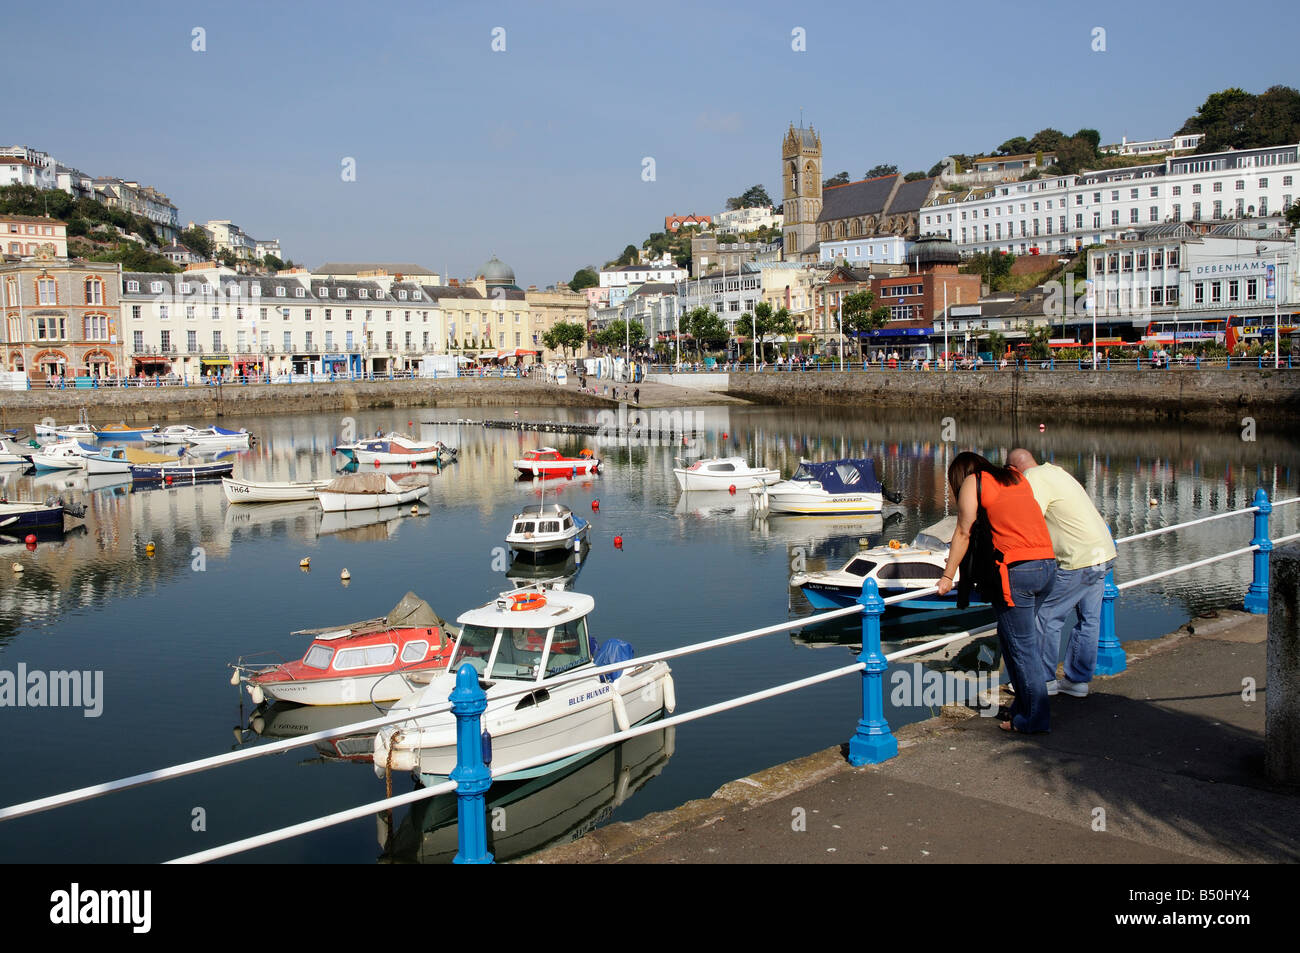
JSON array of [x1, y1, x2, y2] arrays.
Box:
[[1008, 449, 1117, 698], [937, 452, 1057, 733], [633, 387, 639, 404]]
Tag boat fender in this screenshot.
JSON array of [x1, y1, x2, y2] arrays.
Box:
[[249, 684, 265, 706], [663, 674, 676, 713], [611, 691, 631, 733], [229, 668, 241, 686]]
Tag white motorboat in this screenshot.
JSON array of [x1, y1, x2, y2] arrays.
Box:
[[317, 472, 430, 512], [506, 502, 589, 560], [342, 434, 455, 466], [373, 588, 675, 782], [790, 517, 990, 612], [751, 458, 901, 515], [142, 425, 201, 445], [0, 440, 32, 465], [673, 455, 780, 492], [34, 422, 99, 441], [182, 426, 252, 448], [30, 440, 95, 471], [222, 476, 333, 504]]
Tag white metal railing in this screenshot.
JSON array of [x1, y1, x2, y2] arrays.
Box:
[[2, 494, 1296, 862]]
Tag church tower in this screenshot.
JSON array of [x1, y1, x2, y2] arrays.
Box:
[[782, 123, 822, 260]]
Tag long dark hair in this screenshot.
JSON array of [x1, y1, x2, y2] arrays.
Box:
[[948, 451, 1021, 497]]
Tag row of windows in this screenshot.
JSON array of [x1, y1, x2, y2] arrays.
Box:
[[123, 279, 427, 302], [3, 277, 107, 307], [1094, 249, 1181, 273], [5, 223, 58, 236], [129, 329, 496, 353], [130, 305, 435, 323]]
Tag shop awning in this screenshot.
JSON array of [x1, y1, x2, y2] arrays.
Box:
[[200, 357, 232, 366], [133, 356, 170, 364]]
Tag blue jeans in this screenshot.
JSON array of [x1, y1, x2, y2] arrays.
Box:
[[999, 559, 1057, 733], [1039, 559, 1114, 684]]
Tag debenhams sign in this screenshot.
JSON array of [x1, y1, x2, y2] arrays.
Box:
[[1192, 258, 1274, 277]]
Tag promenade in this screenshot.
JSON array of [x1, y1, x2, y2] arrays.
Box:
[[526, 611, 1299, 864]]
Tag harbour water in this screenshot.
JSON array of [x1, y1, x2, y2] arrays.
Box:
[[0, 403, 1295, 863]]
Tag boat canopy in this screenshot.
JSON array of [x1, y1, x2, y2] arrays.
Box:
[[790, 459, 883, 494], [915, 516, 958, 549], [516, 503, 573, 517], [385, 591, 451, 632], [323, 472, 422, 494]]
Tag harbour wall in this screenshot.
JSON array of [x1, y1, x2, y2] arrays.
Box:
[[724, 368, 1300, 423], [0, 378, 610, 428]]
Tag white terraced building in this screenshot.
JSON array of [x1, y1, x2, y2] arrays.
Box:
[[921, 142, 1300, 259]]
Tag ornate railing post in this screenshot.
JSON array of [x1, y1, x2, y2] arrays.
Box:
[[848, 579, 897, 765], [1095, 559, 1125, 675], [1245, 488, 1272, 614], [450, 665, 493, 864]]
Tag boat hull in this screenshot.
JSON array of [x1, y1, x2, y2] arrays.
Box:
[[250, 670, 427, 706], [0, 502, 68, 532], [507, 523, 589, 558], [131, 460, 234, 482], [674, 468, 779, 491], [223, 477, 332, 503], [317, 484, 429, 512], [515, 461, 598, 478], [377, 662, 672, 781]]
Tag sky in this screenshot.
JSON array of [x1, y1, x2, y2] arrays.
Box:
[[3, 0, 1298, 287]]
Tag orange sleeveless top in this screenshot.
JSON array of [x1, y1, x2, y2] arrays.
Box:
[[980, 471, 1055, 566]]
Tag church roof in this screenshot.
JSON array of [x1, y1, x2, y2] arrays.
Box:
[[817, 175, 937, 224], [892, 177, 938, 213]]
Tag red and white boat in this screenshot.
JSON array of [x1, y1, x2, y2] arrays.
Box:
[[230, 592, 456, 706], [513, 447, 600, 478]]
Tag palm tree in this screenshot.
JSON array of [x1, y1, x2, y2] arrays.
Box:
[[986, 331, 1007, 360]]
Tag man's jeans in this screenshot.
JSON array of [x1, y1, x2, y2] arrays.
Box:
[[1040, 559, 1115, 684]]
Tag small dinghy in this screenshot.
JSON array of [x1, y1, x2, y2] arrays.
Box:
[[317, 471, 430, 512], [373, 587, 675, 783], [130, 450, 234, 482], [231, 592, 457, 706], [790, 517, 991, 612], [222, 476, 333, 504]]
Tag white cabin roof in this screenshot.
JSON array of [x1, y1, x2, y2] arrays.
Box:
[[456, 589, 594, 628]]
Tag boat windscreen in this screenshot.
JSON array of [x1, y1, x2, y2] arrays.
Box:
[[844, 559, 875, 577], [451, 624, 498, 673], [303, 645, 334, 670]]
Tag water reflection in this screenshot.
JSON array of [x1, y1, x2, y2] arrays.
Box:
[[379, 726, 676, 864]]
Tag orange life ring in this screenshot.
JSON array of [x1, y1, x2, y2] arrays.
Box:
[[510, 592, 547, 611], [578, 449, 594, 458]]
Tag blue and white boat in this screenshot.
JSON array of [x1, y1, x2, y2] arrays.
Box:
[[751, 458, 902, 515], [130, 452, 234, 482], [506, 502, 589, 561], [0, 498, 86, 534], [790, 517, 990, 612]]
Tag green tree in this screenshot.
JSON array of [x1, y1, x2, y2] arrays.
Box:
[[1028, 128, 1065, 153], [903, 170, 927, 181], [683, 307, 728, 359], [766, 306, 796, 359], [726, 184, 774, 209], [1026, 325, 1052, 360], [823, 171, 851, 188], [866, 164, 898, 179], [1053, 135, 1099, 175], [594, 319, 646, 352], [1073, 128, 1101, 153], [617, 244, 638, 266], [263, 254, 285, 272], [996, 137, 1030, 156], [541, 320, 587, 360], [1179, 86, 1300, 152], [1286, 203, 1300, 228], [569, 268, 598, 291], [841, 291, 888, 361], [986, 331, 1008, 360], [180, 225, 213, 259], [217, 249, 237, 268]]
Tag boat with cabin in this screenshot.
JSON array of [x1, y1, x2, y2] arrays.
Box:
[[84, 446, 181, 475], [673, 456, 780, 492], [751, 458, 902, 515], [789, 517, 990, 612], [506, 502, 589, 560], [513, 447, 599, 478], [373, 587, 674, 782], [231, 592, 457, 706]]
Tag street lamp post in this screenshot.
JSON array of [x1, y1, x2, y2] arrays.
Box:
[[837, 290, 844, 372]]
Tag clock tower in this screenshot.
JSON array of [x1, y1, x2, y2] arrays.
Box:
[[782, 123, 822, 260]]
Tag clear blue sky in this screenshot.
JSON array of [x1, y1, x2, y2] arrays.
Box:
[[3, 0, 1297, 286]]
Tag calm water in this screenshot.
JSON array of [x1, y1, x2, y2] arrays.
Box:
[[0, 403, 1295, 863]]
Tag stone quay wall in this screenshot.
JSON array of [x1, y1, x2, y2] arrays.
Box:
[[0, 378, 608, 428], [725, 368, 1300, 423]]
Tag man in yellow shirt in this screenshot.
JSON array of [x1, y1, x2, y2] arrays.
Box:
[[1008, 449, 1116, 698]]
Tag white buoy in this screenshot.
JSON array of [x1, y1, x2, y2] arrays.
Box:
[[410, 505, 418, 515], [299, 556, 311, 568], [12, 563, 23, 573], [340, 568, 351, 581], [1149, 498, 1159, 506], [611, 692, 631, 733], [663, 674, 677, 713]]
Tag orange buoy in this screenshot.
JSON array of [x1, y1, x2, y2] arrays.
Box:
[[613, 535, 623, 549], [728, 484, 736, 495], [591, 500, 599, 512]]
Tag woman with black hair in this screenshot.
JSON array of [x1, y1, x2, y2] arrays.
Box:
[[936, 452, 1057, 733]]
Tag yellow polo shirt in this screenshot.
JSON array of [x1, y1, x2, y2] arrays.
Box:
[[1023, 463, 1116, 570]]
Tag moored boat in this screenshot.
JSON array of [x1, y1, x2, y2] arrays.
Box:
[[142, 425, 201, 445], [222, 476, 333, 504], [513, 447, 599, 478], [97, 423, 160, 440], [347, 435, 456, 466], [790, 517, 991, 612], [0, 498, 86, 534], [30, 440, 96, 471], [673, 455, 780, 491], [506, 502, 589, 560], [373, 588, 675, 783], [130, 456, 235, 482], [231, 592, 457, 706], [316, 471, 429, 512], [84, 446, 180, 475], [183, 426, 252, 448], [751, 458, 902, 515], [34, 422, 99, 441]]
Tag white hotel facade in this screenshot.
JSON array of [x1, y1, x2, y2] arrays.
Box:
[[921, 143, 1300, 259]]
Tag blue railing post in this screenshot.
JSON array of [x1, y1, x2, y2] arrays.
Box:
[[848, 579, 897, 765], [1244, 488, 1272, 614], [449, 665, 494, 864], [1095, 559, 1125, 675]]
